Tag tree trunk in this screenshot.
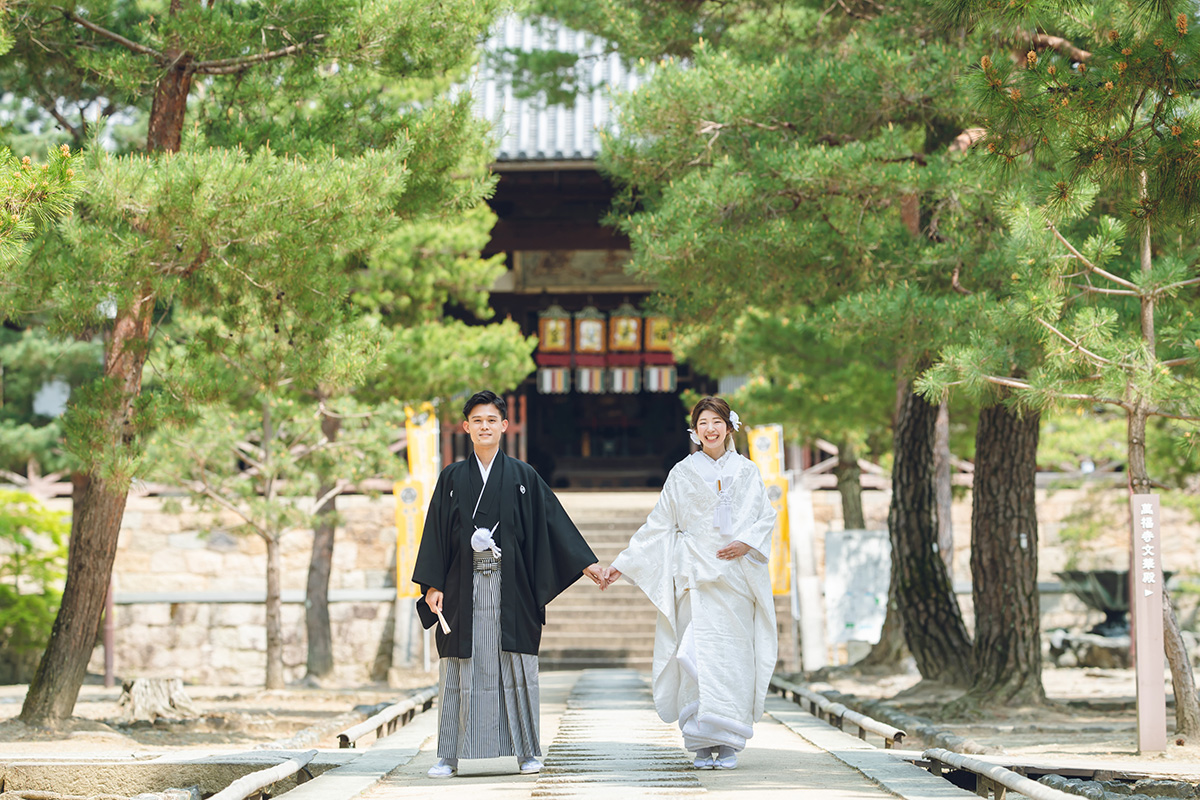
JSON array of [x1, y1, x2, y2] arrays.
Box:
[[1164, 590, 1200, 741], [833, 437, 865, 529], [265, 534, 284, 690], [934, 399, 954, 579], [963, 404, 1044, 706], [19, 476, 128, 725], [305, 413, 341, 680], [889, 389, 973, 687], [19, 294, 155, 726]]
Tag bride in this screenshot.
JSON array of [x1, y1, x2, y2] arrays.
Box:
[[602, 396, 777, 770]]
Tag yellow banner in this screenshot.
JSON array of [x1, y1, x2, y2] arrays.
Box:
[[405, 402, 440, 483], [394, 478, 426, 599], [747, 424, 785, 479], [764, 476, 791, 594], [396, 404, 439, 598]]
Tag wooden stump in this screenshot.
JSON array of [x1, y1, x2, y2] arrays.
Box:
[[118, 677, 199, 723]]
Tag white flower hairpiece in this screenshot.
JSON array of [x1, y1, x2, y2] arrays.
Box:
[[688, 428, 702, 446], [729, 410, 741, 431]]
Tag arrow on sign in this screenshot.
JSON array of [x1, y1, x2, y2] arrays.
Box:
[[1146, 589, 1154, 596]]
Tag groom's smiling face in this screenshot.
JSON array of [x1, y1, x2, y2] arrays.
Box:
[[463, 403, 508, 448]]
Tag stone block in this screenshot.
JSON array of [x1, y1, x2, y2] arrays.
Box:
[[167, 531, 207, 550], [183, 549, 225, 576], [149, 549, 190, 575], [236, 625, 266, 651], [116, 551, 154, 574], [127, 604, 173, 627], [212, 605, 262, 628], [127, 531, 170, 553]]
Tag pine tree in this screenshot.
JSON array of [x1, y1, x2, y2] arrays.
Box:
[[921, 0, 1200, 735], [1, 0, 506, 726], [542, 0, 1030, 691]]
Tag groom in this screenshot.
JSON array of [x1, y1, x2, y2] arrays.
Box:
[[413, 390, 604, 778]]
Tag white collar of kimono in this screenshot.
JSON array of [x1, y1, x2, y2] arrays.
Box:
[[689, 448, 737, 485], [475, 450, 497, 486]]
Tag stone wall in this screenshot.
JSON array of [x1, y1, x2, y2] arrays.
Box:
[[42, 480, 1198, 687], [70, 494, 419, 687]]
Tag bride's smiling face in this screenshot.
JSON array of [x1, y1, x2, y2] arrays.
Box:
[[695, 410, 728, 452]]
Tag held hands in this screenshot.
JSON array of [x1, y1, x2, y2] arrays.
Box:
[[599, 566, 621, 590], [717, 541, 752, 561], [583, 562, 606, 587]]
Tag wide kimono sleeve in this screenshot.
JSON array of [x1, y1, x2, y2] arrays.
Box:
[[529, 473, 598, 609], [610, 471, 680, 619], [411, 470, 452, 630], [734, 465, 777, 563]]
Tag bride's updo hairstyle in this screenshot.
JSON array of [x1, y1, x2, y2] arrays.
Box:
[[691, 396, 735, 451]]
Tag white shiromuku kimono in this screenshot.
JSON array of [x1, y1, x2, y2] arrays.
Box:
[[611, 449, 777, 753]]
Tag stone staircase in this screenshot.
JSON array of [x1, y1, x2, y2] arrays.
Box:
[[541, 492, 661, 670], [542, 492, 796, 672]]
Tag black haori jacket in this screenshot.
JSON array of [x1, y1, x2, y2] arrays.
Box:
[[412, 450, 597, 659]]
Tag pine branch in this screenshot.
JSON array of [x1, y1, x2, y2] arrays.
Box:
[[1147, 407, 1200, 422], [1036, 317, 1116, 367], [1158, 276, 1200, 295], [310, 480, 347, 516], [1029, 33, 1091, 62], [1048, 223, 1139, 290], [980, 374, 1125, 406], [1161, 357, 1195, 367], [192, 36, 327, 75], [51, 6, 163, 59], [1068, 282, 1138, 297]]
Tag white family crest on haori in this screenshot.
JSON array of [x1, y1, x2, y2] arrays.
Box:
[[610, 449, 777, 753]]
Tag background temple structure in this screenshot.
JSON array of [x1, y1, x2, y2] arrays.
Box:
[[452, 17, 717, 489]]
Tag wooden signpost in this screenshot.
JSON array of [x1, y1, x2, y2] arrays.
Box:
[[1130, 493, 1166, 753]]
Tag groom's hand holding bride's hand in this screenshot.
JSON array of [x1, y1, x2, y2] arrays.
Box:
[[599, 566, 621, 590], [583, 563, 605, 586]]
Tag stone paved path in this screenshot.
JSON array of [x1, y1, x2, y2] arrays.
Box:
[[352, 669, 975, 800]]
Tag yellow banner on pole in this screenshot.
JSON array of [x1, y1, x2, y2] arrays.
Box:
[[747, 424, 785, 479], [396, 404, 439, 599], [405, 402, 440, 484], [763, 476, 791, 594], [394, 478, 426, 599], [747, 423, 790, 593]]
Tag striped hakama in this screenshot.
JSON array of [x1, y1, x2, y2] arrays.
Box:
[[437, 551, 541, 759]]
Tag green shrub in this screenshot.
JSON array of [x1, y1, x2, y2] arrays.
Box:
[[0, 489, 68, 683]]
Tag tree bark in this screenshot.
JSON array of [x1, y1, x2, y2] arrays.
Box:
[[146, 64, 193, 153], [962, 403, 1045, 706], [833, 437, 865, 530], [19, 291, 155, 726], [889, 389, 973, 687], [19, 476, 129, 725], [1164, 590, 1200, 741], [934, 399, 954, 579], [305, 412, 341, 680], [265, 535, 284, 690]]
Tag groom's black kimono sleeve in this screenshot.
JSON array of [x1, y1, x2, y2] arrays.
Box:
[[411, 451, 597, 658]]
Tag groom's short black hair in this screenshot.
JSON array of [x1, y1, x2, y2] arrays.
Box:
[[462, 390, 508, 421]]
